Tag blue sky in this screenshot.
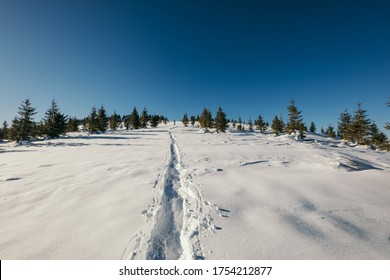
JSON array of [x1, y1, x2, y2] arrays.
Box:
[[0, 0, 389, 133]]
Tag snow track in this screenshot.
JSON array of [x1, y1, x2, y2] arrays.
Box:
[[146, 131, 205, 260]]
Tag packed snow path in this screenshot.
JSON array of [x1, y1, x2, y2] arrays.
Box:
[[146, 131, 205, 260]]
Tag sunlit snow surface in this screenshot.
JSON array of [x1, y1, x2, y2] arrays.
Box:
[[1, 123, 389, 259]]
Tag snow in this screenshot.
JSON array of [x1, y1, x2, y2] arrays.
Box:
[[1, 124, 389, 259]]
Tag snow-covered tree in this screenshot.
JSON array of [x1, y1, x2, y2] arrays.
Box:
[[214, 106, 228, 133], [43, 99, 67, 138]]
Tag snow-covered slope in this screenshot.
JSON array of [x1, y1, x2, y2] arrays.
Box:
[[1, 124, 389, 259]]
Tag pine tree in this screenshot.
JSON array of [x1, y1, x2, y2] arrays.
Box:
[[325, 124, 336, 138], [87, 106, 98, 134], [255, 115, 267, 133], [9, 98, 37, 142], [43, 99, 67, 138], [286, 98, 305, 138], [96, 105, 108, 132], [182, 113, 189, 127], [309, 121, 316, 133], [237, 116, 243, 131], [109, 111, 120, 130], [351, 102, 371, 145], [199, 107, 213, 128], [369, 122, 389, 150], [190, 115, 196, 126], [337, 109, 352, 141], [129, 107, 140, 129], [0, 121, 8, 141], [140, 107, 149, 128], [66, 117, 79, 132], [271, 115, 284, 136], [150, 115, 159, 128], [214, 106, 228, 133], [248, 117, 253, 132]]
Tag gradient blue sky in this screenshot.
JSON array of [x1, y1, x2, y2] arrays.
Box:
[[1, 0, 389, 132]]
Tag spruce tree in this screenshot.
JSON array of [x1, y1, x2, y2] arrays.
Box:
[[337, 109, 353, 141], [271, 115, 284, 136], [309, 121, 316, 133], [190, 115, 196, 126], [286, 98, 305, 138], [129, 107, 140, 129], [370, 122, 389, 150], [182, 113, 189, 127], [66, 117, 79, 132], [140, 107, 149, 128], [0, 121, 8, 140], [214, 106, 228, 133], [199, 107, 213, 128], [255, 115, 267, 133], [87, 106, 98, 134], [43, 99, 67, 138], [10, 98, 37, 142], [96, 105, 108, 132], [109, 111, 120, 130], [325, 124, 336, 138], [248, 117, 253, 132], [351, 102, 371, 145], [150, 115, 159, 128], [237, 116, 243, 131]]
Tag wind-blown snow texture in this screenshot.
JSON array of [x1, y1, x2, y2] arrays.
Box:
[[1, 123, 389, 259]]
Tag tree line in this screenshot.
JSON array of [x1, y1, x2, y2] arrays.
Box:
[[181, 98, 390, 150], [0, 99, 168, 143], [1, 97, 389, 150]]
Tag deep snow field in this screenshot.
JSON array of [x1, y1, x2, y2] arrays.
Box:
[[1, 123, 389, 260]]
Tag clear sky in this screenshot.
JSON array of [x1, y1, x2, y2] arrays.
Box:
[[1, 0, 389, 132]]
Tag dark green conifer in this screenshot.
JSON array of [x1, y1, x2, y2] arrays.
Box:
[[286, 98, 305, 138], [87, 106, 98, 134], [109, 111, 121, 130], [9, 98, 37, 142], [325, 124, 336, 138], [182, 113, 189, 127], [43, 99, 67, 138], [129, 107, 140, 129], [214, 106, 228, 133], [140, 107, 149, 128], [351, 102, 371, 145], [96, 105, 108, 132], [255, 115, 267, 133], [271, 115, 284, 136], [309, 121, 316, 133], [337, 109, 353, 141], [190, 115, 196, 126], [199, 107, 213, 128]]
